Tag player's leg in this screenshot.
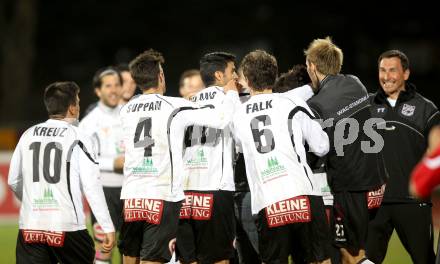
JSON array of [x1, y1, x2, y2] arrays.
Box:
[[118, 218, 143, 264], [175, 218, 197, 264], [94, 187, 123, 263], [254, 206, 290, 264], [139, 200, 181, 264], [333, 191, 372, 264], [297, 196, 332, 264], [392, 203, 435, 264], [234, 191, 260, 264], [51, 230, 95, 264], [194, 191, 235, 264], [366, 204, 393, 263]]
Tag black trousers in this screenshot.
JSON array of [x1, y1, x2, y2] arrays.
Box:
[[366, 202, 435, 264]]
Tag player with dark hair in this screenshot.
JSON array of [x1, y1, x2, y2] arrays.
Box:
[[8, 81, 115, 264], [118, 49, 239, 264]]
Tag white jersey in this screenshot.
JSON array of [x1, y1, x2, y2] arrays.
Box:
[[281, 85, 333, 203], [79, 102, 124, 187], [119, 92, 239, 202], [8, 119, 114, 233], [231, 93, 329, 214], [183, 86, 239, 191]]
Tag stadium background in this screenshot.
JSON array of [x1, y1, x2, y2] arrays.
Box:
[[0, 1, 439, 263]]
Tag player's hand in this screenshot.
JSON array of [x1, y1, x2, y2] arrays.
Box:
[[168, 238, 176, 254], [101, 232, 115, 253], [223, 78, 239, 93], [113, 156, 125, 173]]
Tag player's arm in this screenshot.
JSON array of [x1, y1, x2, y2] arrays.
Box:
[[8, 142, 23, 201], [75, 136, 115, 251], [283, 85, 314, 101], [181, 90, 239, 129], [410, 145, 440, 199], [294, 110, 329, 157], [80, 120, 124, 174]]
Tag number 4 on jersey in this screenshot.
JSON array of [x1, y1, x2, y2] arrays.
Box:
[[134, 117, 155, 157]]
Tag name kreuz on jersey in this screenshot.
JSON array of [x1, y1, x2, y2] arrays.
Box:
[[265, 196, 311, 228]]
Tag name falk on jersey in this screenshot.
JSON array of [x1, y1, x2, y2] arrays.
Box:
[[33, 126, 67, 137], [126, 100, 162, 112], [246, 100, 273, 114]]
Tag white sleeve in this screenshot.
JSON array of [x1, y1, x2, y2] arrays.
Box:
[[8, 143, 23, 201], [283, 85, 314, 101], [76, 138, 115, 233], [295, 111, 329, 157], [179, 90, 239, 129]]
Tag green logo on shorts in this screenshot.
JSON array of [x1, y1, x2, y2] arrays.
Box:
[[132, 158, 159, 176], [261, 157, 287, 183]]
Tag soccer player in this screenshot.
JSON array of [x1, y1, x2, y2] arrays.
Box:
[[79, 67, 125, 263], [231, 49, 331, 264], [8, 81, 115, 264], [304, 37, 384, 264], [178, 69, 204, 99], [367, 50, 439, 263], [118, 49, 239, 264], [176, 52, 240, 264]]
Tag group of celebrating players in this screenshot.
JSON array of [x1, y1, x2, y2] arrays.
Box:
[[8, 37, 440, 264]]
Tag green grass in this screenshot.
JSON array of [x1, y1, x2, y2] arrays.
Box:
[[0, 223, 436, 263]]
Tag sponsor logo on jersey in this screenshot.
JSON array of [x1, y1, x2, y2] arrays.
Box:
[[179, 192, 214, 220], [123, 198, 163, 224], [132, 158, 159, 177], [185, 149, 208, 170], [265, 196, 311, 227], [261, 157, 287, 183], [32, 188, 59, 211], [367, 184, 386, 209], [22, 230, 65, 247], [401, 104, 415, 117]]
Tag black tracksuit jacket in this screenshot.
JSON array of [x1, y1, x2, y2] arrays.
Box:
[[370, 83, 440, 203]]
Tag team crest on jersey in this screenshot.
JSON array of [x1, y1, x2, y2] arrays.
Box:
[[22, 230, 65, 247], [265, 196, 311, 228], [124, 198, 163, 224], [185, 149, 208, 170], [261, 157, 287, 183], [401, 104, 415, 117], [132, 158, 158, 177], [179, 192, 214, 220], [367, 184, 386, 209], [32, 188, 59, 211]]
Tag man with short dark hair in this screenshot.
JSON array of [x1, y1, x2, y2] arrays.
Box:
[[80, 67, 125, 263], [231, 49, 331, 264], [367, 49, 439, 263], [8, 81, 115, 264], [176, 51, 239, 264], [118, 49, 239, 264]]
